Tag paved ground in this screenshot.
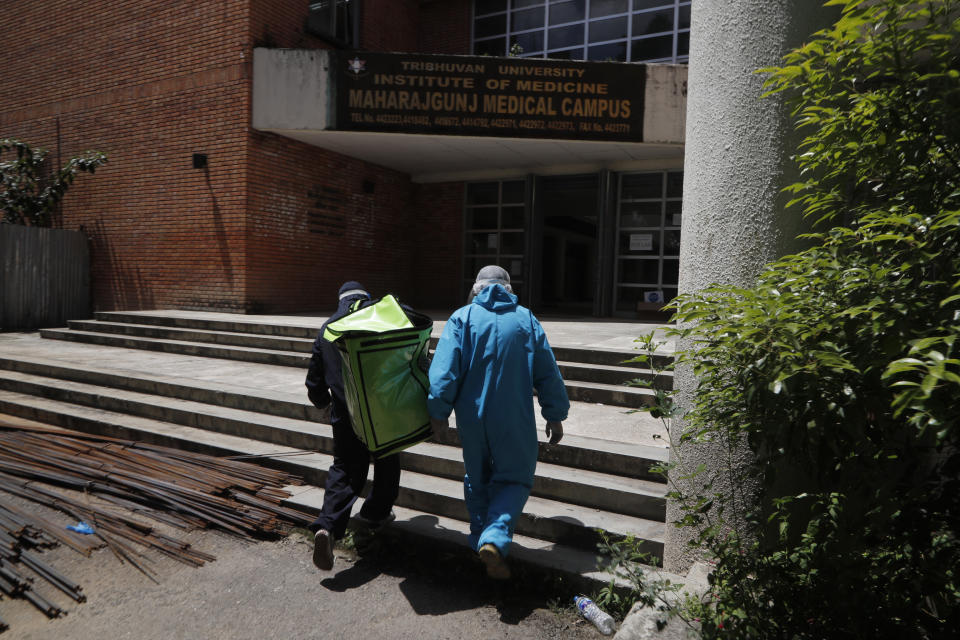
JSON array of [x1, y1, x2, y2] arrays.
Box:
[[103, 309, 678, 353], [0, 489, 600, 640]]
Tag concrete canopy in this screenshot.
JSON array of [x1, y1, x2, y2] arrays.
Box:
[[252, 48, 687, 183]]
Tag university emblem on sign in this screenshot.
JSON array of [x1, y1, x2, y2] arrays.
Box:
[[347, 57, 366, 76]]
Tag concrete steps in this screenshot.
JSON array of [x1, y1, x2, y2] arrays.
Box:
[[0, 311, 675, 588], [0, 389, 665, 587], [0, 366, 666, 521], [0, 354, 668, 482], [33, 311, 673, 409]]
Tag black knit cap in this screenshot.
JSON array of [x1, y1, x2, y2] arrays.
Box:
[[338, 281, 370, 300]]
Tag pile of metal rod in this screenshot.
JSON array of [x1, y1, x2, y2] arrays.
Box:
[[0, 423, 317, 629]]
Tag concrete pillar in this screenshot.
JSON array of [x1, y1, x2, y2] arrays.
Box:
[[665, 2, 839, 572]]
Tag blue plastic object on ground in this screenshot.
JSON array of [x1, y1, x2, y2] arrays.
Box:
[[66, 521, 95, 534]]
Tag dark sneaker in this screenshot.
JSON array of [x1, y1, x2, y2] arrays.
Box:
[[312, 529, 334, 570], [353, 509, 396, 531], [478, 543, 511, 580]]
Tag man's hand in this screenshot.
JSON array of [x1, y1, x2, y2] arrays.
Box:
[[545, 421, 563, 445], [316, 404, 332, 424], [430, 417, 449, 440]]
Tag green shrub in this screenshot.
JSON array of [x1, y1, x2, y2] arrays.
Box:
[[1, 139, 107, 226]]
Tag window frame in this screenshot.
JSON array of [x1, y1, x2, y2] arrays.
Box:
[[472, 0, 691, 63]]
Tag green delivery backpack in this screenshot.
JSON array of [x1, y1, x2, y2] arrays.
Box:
[[323, 294, 433, 458]]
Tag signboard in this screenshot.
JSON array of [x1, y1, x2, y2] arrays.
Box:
[[334, 52, 645, 142]]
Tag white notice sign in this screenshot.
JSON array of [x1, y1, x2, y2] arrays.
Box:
[[629, 233, 653, 251], [487, 233, 498, 249]]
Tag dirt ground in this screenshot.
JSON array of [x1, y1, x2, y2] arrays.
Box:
[[0, 492, 602, 640]]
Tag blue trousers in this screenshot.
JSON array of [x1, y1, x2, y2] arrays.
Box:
[[457, 418, 538, 557], [309, 420, 400, 539]]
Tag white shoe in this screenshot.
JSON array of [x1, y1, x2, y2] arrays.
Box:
[[312, 529, 334, 570]]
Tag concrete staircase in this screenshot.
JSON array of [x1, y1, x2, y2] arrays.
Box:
[[0, 311, 674, 590]]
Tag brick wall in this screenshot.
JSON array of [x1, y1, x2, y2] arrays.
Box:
[[419, 0, 472, 55], [0, 1, 471, 314], [361, 0, 420, 52], [409, 182, 465, 310], [246, 131, 424, 313], [0, 0, 254, 311]]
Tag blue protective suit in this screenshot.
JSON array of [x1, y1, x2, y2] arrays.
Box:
[[427, 284, 569, 556]]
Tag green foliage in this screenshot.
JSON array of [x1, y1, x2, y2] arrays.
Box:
[[670, 204, 960, 637], [0, 139, 107, 226], [631, 1, 960, 637], [762, 0, 960, 226]]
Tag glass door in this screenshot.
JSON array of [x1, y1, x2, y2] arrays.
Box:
[[463, 180, 528, 303], [614, 171, 683, 314]]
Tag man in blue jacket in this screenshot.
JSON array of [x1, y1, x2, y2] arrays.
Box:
[[428, 265, 569, 580], [305, 281, 400, 571]]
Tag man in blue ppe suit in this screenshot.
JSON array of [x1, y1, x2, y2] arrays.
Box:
[[428, 265, 569, 580]]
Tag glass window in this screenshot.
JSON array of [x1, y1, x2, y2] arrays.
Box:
[[677, 31, 689, 58], [618, 259, 660, 284], [633, 0, 671, 10], [549, 24, 584, 49], [467, 182, 499, 205], [467, 232, 500, 255], [513, 30, 545, 53], [633, 8, 673, 36], [501, 232, 525, 254], [549, 0, 586, 25], [666, 171, 683, 197], [621, 173, 662, 199], [307, 0, 357, 45], [662, 259, 679, 285], [502, 206, 525, 228], [589, 16, 628, 43], [512, 6, 545, 31], [546, 47, 582, 60], [663, 229, 681, 256], [474, 0, 689, 63], [502, 181, 525, 204], [614, 170, 684, 314], [665, 200, 683, 226], [464, 180, 527, 293], [590, 0, 629, 18], [588, 41, 626, 61], [620, 202, 662, 228], [631, 34, 673, 61], [468, 208, 499, 229], [475, 14, 508, 38]]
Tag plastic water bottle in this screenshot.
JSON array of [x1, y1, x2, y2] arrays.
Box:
[[573, 595, 616, 635]]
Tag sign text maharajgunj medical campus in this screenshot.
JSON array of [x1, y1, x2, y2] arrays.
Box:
[[334, 52, 645, 142]]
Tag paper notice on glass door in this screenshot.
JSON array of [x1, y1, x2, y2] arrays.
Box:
[[630, 233, 653, 251]]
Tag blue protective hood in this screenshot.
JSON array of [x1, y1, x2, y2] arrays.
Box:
[[473, 283, 517, 311]]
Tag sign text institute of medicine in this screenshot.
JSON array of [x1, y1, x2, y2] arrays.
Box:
[[334, 52, 646, 142]]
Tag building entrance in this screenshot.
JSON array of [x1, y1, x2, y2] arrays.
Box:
[[462, 170, 681, 318], [533, 174, 601, 315]]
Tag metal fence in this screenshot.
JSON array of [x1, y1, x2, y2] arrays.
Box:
[[0, 225, 90, 331]]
